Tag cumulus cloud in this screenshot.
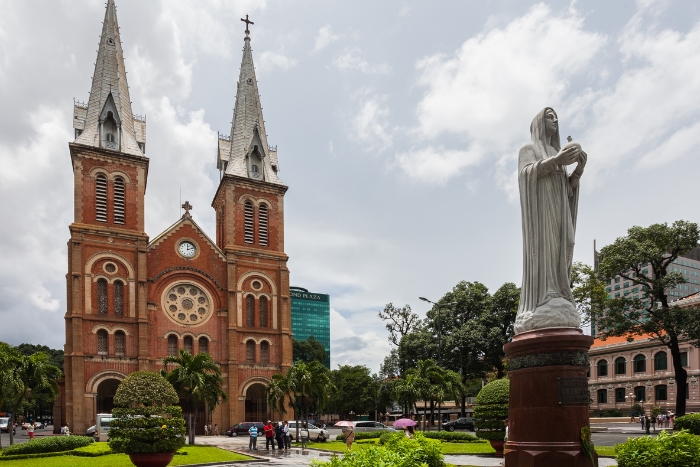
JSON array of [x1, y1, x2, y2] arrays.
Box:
[[394, 146, 483, 184], [330, 309, 391, 370], [313, 24, 340, 52], [257, 51, 299, 73], [352, 92, 393, 151], [333, 47, 391, 74]]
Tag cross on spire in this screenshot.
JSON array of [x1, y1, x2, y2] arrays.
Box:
[[241, 14, 254, 35], [181, 201, 193, 216]]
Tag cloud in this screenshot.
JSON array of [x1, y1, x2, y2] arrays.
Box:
[[330, 309, 391, 370], [313, 24, 340, 52], [257, 51, 299, 73], [352, 93, 393, 151], [333, 47, 391, 74], [394, 146, 483, 184]]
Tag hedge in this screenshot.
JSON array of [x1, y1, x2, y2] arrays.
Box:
[[0, 436, 93, 456], [616, 430, 700, 467], [336, 430, 387, 442], [674, 414, 700, 435], [317, 432, 444, 467], [474, 378, 509, 442]]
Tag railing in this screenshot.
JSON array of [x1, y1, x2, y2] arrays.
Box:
[[218, 132, 231, 141], [74, 98, 88, 109], [268, 145, 277, 152], [133, 113, 146, 123]]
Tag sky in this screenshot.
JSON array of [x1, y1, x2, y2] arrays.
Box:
[[2, 0, 700, 373]]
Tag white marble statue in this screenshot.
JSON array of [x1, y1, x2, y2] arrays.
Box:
[[514, 107, 587, 334]]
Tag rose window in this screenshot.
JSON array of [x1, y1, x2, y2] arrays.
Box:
[[163, 282, 212, 326]]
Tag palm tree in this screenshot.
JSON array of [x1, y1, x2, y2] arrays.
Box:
[[161, 350, 227, 445], [437, 369, 463, 431], [407, 359, 442, 431], [392, 373, 420, 417]]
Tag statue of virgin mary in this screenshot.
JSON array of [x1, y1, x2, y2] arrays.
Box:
[[514, 107, 587, 334]]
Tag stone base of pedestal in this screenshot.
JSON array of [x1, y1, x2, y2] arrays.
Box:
[[504, 327, 597, 467]]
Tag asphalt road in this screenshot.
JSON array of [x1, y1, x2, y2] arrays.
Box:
[[0, 425, 57, 447]]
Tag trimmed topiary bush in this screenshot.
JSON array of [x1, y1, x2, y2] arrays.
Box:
[[474, 378, 509, 441], [108, 371, 186, 455], [616, 430, 700, 467], [325, 432, 443, 467], [0, 436, 93, 456], [378, 430, 483, 444], [674, 413, 700, 435]]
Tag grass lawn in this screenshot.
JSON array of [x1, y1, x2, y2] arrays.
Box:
[[0, 444, 253, 466], [595, 445, 616, 458]]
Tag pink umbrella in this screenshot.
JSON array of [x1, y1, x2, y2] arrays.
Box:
[[334, 421, 354, 427], [392, 418, 417, 427]]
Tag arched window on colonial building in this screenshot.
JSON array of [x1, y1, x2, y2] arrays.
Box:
[[97, 278, 108, 314], [198, 337, 209, 354], [114, 280, 124, 315], [167, 335, 178, 356], [597, 389, 607, 404], [184, 336, 193, 354], [261, 341, 270, 363], [654, 351, 667, 371], [246, 295, 255, 327], [259, 296, 268, 328], [615, 357, 626, 375], [246, 340, 255, 363], [114, 331, 125, 356], [656, 385, 667, 401], [597, 359, 608, 377], [634, 354, 646, 373], [97, 330, 108, 355]]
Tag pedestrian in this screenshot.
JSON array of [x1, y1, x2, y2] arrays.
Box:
[[248, 423, 258, 450], [63, 424, 70, 436], [343, 426, 355, 451], [27, 422, 35, 439], [645, 415, 650, 434], [214, 423, 219, 436], [275, 422, 284, 450], [404, 425, 415, 439], [300, 422, 309, 449], [282, 421, 290, 450], [204, 423, 209, 436], [640, 414, 645, 431], [264, 420, 276, 450], [650, 415, 656, 432], [504, 418, 509, 442]]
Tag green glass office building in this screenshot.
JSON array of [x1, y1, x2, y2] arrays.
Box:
[[290, 286, 331, 368]]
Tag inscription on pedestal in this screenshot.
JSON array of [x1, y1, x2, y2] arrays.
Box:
[[557, 378, 590, 404]]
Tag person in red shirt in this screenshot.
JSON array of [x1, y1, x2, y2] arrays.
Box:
[[264, 420, 276, 450]]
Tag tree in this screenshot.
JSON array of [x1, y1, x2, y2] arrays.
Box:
[[379, 303, 420, 347], [14, 344, 64, 373], [161, 350, 227, 445], [379, 348, 400, 379], [0, 343, 21, 448], [292, 336, 327, 365], [593, 221, 700, 416], [570, 261, 608, 327], [327, 365, 375, 418], [407, 359, 443, 431]]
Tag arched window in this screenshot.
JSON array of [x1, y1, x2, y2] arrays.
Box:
[[261, 341, 270, 363], [183, 336, 193, 354], [96, 174, 107, 222], [114, 280, 124, 315], [246, 295, 255, 327], [597, 389, 607, 404], [634, 354, 646, 373], [244, 201, 254, 244], [97, 330, 108, 355], [634, 386, 645, 402], [167, 335, 178, 356], [97, 278, 108, 314], [258, 204, 268, 246], [102, 110, 119, 149], [114, 331, 125, 356], [259, 296, 268, 328], [615, 357, 626, 375], [654, 351, 667, 371], [655, 385, 667, 401], [198, 337, 209, 354], [246, 340, 255, 363], [597, 359, 608, 377], [615, 388, 626, 403], [113, 177, 125, 224]]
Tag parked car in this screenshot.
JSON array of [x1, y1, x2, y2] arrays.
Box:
[[0, 418, 15, 434], [442, 417, 474, 432], [86, 425, 96, 437], [351, 421, 397, 433], [287, 421, 329, 441], [225, 422, 264, 437]]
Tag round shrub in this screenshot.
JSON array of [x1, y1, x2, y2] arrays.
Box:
[[674, 413, 700, 435], [616, 430, 700, 467], [113, 371, 179, 407], [1, 435, 93, 456], [474, 378, 509, 441]]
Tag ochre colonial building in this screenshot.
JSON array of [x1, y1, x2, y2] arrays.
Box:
[[60, 0, 292, 433]]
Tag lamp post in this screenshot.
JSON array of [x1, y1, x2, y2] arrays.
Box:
[[419, 297, 458, 365], [625, 391, 635, 422]]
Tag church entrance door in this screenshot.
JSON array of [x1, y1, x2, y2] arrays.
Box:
[[96, 379, 120, 414], [245, 384, 268, 422]]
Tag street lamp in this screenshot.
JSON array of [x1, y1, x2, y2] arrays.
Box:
[[625, 391, 635, 422], [419, 297, 457, 365]]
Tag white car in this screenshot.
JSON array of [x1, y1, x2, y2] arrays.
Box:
[[287, 421, 329, 441], [0, 418, 15, 434]]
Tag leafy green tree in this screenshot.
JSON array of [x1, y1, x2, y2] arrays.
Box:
[[379, 303, 420, 348], [570, 261, 608, 327], [593, 221, 700, 416], [161, 350, 227, 445], [328, 365, 375, 418], [392, 373, 420, 416], [379, 348, 400, 379], [292, 336, 327, 365], [14, 344, 64, 372], [408, 359, 443, 431]]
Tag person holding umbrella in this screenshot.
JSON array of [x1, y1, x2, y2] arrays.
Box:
[[334, 421, 355, 451], [393, 418, 417, 439]]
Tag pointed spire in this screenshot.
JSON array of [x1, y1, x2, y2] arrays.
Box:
[[222, 23, 283, 185], [74, 0, 144, 157]]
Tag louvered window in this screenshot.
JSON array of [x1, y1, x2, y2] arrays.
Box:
[[114, 331, 125, 356], [184, 336, 193, 354], [114, 280, 124, 315], [246, 340, 255, 363], [246, 295, 255, 327], [259, 296, 268, 328], [167, 335, 178, 356], [114, 177, 125, 224], [258, 204, 268, 246], [199, 337, 209, 354], [261, 341, 270, 363], [97, 330, 108, 355], [96, 175, 107, 222], [244, 201, 254, 244], [97, 279, 108, 314]]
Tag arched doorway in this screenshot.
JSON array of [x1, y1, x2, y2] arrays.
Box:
[[245, 384, 268, 422], [96, 379, 120, 414]]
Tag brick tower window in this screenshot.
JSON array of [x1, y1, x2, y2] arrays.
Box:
[[259, 296, 268, 328], [167, 335, 178, 356], [198, 337, 209, 354], [97, 278, 108, 314], [114, 280, 124, 315], [261, 341, 270, 363], [96, 174, 107, 222], [244, 201, 254, 244], [114, 331, 125, 356], [246, 295, 255, 327], [114, 177, 125, 224], [97, 330, 108, 355], [258, 204, 268, 246], [246, 340, 255, 363], [184, 335, 193, 354]]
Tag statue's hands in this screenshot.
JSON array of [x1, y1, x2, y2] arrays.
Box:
[[553, 145, 580, 166], [573, 150, 587, 176]]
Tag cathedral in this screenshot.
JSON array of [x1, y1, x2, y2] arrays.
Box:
[[60, 0, 292, 433]]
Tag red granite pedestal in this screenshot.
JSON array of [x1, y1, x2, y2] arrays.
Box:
[[504, 328, 597, 467]]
